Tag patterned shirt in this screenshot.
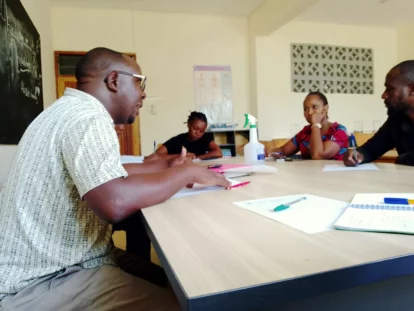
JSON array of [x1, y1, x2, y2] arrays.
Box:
[[0, 88, 127, 299], [292, 122, 348, 160]]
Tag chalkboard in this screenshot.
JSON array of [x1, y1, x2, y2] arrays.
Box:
[[0, 0, 43, 144]]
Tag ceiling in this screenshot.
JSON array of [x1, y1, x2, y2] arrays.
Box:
[[50, 0, 266, 16], [296, 0, 414, 28]]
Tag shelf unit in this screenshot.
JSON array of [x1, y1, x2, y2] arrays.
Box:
[[209, 129, 250, 157]]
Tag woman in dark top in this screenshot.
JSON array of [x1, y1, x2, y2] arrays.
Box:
[[156, 111, 223, 160]]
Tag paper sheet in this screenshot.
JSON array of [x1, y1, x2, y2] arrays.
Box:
[[120, 155, 144, 164], [234, 194, 348, 234], [323, 163, 379, 172], [172, 179, 244, 199]]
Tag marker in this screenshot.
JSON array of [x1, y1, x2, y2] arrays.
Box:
[[207, 164, 222, 169], [230, 181, 250, 189], [384, 197, 414, 205], [274, 196, 307, 212], [153, 141, 156, 152]]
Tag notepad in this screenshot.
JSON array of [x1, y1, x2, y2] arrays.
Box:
[[210, 164, 277, 174], [172, 179, 246, 199], [334, 193, 414, 234], [120, 155, 144, 164], [234, 194, 347, 234], [323, 163, 379, 172]]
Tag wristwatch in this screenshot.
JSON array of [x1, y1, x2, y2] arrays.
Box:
[[312, 123, 322, 129]]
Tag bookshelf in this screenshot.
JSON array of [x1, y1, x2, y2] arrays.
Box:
[[209, 129, 250, 157]]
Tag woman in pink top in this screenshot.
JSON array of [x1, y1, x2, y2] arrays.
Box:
[[270, 91, 348, 160]]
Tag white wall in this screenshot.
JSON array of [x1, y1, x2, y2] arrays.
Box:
[[255, 21, 397, 140], [52, 8, 251, 155], [397, 23, 414, 62], [0, 0, 55, 186]]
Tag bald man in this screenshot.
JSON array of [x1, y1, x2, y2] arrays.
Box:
[[0, 47, 229, 310], [344, 60, 414, 166]]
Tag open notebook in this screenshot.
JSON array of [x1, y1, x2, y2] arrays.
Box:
[[334, 193, 414, 234]]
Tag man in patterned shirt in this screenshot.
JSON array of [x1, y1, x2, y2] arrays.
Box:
[[0, 47, 230, 310]]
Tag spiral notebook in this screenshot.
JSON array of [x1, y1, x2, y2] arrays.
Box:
[[334, 193, 414, 234]]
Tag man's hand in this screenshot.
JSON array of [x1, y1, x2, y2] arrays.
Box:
[[168, 147, 191, 167], [190, 165, 231, 188], [143, 153, 162, 162], [343, 149, 364, 166]]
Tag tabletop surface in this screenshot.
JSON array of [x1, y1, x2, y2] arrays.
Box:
[[142, 159, 414, 299]]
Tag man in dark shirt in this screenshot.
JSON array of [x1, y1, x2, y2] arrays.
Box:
[[344, 60, 414, 166]]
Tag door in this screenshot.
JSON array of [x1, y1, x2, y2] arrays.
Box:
[[55, 52, 141, 155]]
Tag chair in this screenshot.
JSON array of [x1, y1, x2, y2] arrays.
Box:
[[272, 138, 289, 148], [354, 132, 374, 147]]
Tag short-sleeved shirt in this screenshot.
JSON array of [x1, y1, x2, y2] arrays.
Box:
[[163, 133, 213, 156], [292, 122, 348, 160], [0, 88, 127, 299]]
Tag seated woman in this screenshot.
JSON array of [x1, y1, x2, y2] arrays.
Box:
[[156, 111, 223, 160], [270, 91, 348, 160]]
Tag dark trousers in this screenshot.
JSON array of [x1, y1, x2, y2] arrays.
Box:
[[113, 211, 168, 288]]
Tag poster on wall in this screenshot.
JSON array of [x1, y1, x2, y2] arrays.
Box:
[[0, 0, 43, 144], [193, 65, 233, 126]]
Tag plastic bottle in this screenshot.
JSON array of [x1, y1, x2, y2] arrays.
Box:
[[243, 114, 265, 165]]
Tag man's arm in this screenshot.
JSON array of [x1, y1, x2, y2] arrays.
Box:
[[124, 148, 187, 175], [357, 119, 395, 163], [396, 151, 414, 166], [83, 163, 230, 223], [196, 141, 223, 160]]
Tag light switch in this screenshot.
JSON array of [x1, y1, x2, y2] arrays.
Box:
[[150, 104, 157, 115]]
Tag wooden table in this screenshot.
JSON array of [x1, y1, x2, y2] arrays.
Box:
[[142, 159, 414, 311]]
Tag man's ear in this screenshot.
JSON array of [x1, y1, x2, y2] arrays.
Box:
[[408, 83, 414, 97], [324, 104, 329, 113], [105, 71, 119, 92]]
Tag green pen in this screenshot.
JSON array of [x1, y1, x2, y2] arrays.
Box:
[[274, 196, 307, 212]]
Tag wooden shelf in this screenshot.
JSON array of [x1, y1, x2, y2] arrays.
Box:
[[209, 129, 250, 157]]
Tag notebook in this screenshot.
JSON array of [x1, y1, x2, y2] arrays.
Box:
[[233, 194, 348, 234], [172, 179, 248, 199], [334, 193, 414, 234], [210, 164, 277, 174]]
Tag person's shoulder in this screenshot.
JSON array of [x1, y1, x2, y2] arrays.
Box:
[[298, 125, 311, 134], [201, 132, 213, 142], [166, 133, 187, 144], [331, 122, 347, 132], [173, 133, 188, 140]]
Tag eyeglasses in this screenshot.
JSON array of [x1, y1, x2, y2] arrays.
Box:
[[104, 70, 147, 91]]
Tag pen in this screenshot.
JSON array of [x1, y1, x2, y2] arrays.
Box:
[[384, 197, 414, 205], [349, 133, 358, 165], [274, 196, 307, 212], [153, 140, 156, 152], [230, 181, 250, 189]]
